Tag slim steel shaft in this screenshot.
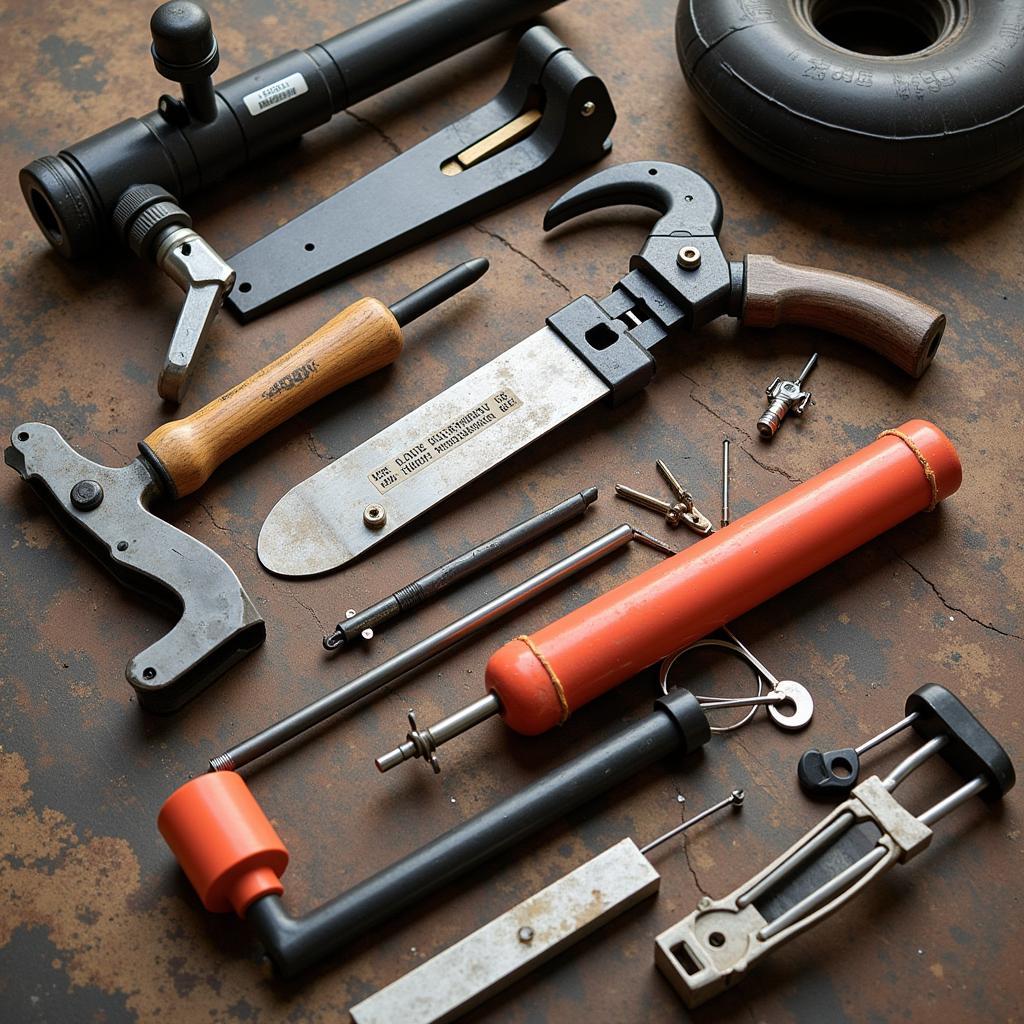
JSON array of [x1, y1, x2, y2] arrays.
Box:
[[325, 486, 598, 649], [721, 439, 730, 528], [796, 353, 819, 387], [640, 789, 744, 854], [210, 524, 637, 772]]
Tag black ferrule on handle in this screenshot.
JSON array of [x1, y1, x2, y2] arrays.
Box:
[[245, 689, 711, 977], [20, 0, 566, 261]]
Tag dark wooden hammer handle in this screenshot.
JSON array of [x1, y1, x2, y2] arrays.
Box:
[[741, 254, 945, 378], [142, 298, 403, 498]]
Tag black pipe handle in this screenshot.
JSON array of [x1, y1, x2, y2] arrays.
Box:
[[248, 689, 711, 977]]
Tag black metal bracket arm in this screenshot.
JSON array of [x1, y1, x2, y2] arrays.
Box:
[[225, 26, 616, 322]]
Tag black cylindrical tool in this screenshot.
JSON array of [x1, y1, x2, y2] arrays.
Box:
[[20, 0, 567, 260], [325, 484, 598, 649], [191, 689, 710, 978]]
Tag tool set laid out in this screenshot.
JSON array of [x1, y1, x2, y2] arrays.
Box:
[[7, 0, 1018, 1020], [19, 0, 569, 400]]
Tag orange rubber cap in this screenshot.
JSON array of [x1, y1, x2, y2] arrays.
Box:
[[158, 772, 288, 916]]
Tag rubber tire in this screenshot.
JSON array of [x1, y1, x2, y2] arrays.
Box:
[[676, 1, 1024, 200]]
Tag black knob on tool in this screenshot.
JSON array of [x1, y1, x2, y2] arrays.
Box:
[[112, 184, 192, 259], [151, 1, 220, 123], [797, 747, 862, 799]]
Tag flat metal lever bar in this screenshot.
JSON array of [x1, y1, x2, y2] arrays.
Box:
[[348, 790, 741, 1024], [226, 27, 615, 321]]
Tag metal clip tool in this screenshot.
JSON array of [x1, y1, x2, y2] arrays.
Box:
[[660, 628, 813, 733], [654, 684, 1015, 1007]]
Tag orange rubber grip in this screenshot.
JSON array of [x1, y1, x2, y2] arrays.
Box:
[[486, 420, 961, 735], [158, 772, 288, 916]]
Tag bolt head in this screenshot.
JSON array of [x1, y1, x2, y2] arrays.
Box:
[[676, 246, 701, 270], [363, 503, 387, 529], [581, 100, 596, 117], [70, 479, 103, 510], [518, 926, 535, 943]]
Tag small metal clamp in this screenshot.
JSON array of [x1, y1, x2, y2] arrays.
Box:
[[615, 459, 713, 536], [757, 353, 817, 439], [113, 184, 234, 402]]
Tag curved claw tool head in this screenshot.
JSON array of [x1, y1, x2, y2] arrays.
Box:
[[543, 160, 724, 239]]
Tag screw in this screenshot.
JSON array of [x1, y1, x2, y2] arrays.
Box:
[[70, 479, 103, 511], [363, 503, 387, 529], [580, 101, 595, 117], [518, 926, 535, 943], [677, 246, 701, 270]]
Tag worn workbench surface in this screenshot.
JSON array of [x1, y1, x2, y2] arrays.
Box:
[[2, 2, 1022, 1021]]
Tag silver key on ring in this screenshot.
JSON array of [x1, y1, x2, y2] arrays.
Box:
[[659, 628, 814, 733]]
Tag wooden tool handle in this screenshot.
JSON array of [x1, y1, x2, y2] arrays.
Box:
[[142, 298, 403, 498], [741, 254, 945, 379]]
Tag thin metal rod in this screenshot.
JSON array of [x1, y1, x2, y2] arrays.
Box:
[[796, 352, 819, 387], [854, 711, 918, 756], [387, 258, 489, 328], [324, 486, 599, 649], [883, 734, 948, 790], [655, 459, 689, 503], [631, 527, 676, 557], [721, 439, 730, 528], [738, 811, 855, 908], [210, 524, 637, 772], [758, 843, 887, 941], [918, 774, 987, 826], [376, 693, 501, 773], [697, 694, 784, 711], [639, 789, 744, 855]]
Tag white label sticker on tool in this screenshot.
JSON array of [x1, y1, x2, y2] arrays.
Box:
[[243, 73, 309, 116], [369, 389, 522, 494]]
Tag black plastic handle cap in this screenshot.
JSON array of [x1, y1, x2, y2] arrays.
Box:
[[151, 1, 219, 82]]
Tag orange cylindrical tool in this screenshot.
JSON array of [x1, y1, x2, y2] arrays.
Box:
[[487, 420, 961, 734], [158, 772, 288, 916]]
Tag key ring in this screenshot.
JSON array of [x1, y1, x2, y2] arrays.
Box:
[[659, 628, 814, 733]]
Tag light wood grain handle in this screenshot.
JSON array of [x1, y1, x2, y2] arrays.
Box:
[[142, 298, 403, 498], [741, 254, 945, 379]]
